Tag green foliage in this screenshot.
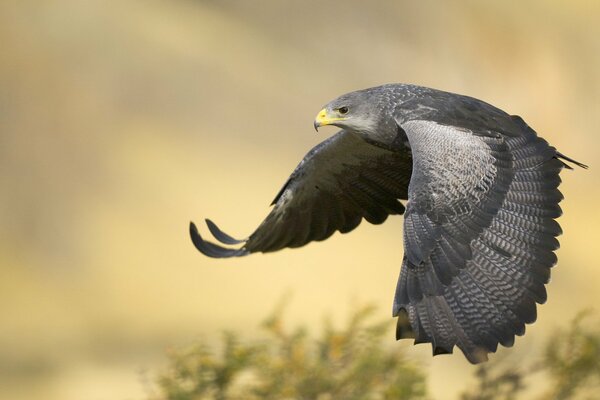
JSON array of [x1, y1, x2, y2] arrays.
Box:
[[461, 312, 600, 400], [153, 307, 600, 400], [459, 357, 526, 400], [541, 311, 600, 400], [157, 332, 262, 400], [154, 304, 427, 400]]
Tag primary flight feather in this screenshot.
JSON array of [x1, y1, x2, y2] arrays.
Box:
[[190, 84, 586, 363]]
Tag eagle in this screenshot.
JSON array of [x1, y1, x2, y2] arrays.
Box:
[[189, 84, 586, 363]]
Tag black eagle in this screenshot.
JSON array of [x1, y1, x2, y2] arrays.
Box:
[[190, 84, 587, 363]]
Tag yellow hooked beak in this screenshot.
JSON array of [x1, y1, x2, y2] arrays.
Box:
[[314, 108, 346, 131]]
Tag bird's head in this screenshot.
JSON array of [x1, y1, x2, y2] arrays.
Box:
[[314, 89, 379, 132], [314, 86, 398, 142]]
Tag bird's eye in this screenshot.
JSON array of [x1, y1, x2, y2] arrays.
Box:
[[338, 106, 349, 115]]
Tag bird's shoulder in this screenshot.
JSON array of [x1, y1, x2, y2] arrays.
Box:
[[391, 86, 523, 138]]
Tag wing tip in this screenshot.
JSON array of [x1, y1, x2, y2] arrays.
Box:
[[395, 307, 416, 340], [205, 218, 246, 245], [433, 345, 454, 356], [394, 303, 496, 364], [462, 347, 490, 364], [189, 221, 249, 258]]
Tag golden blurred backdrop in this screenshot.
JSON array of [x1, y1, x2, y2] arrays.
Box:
[[1, 0, 599, 399]]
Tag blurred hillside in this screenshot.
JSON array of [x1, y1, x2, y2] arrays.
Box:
[[0, 1, 598, 399]]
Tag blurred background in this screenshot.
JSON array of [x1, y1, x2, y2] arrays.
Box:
[[1, 0, 599, 399]]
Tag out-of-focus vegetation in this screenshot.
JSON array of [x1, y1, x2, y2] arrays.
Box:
[[461, 311, 600, 400], [154, 307, 600, 400], [460, 361, 525, 400], [541, 312, 600, 400], [154, 304, 427, 400]]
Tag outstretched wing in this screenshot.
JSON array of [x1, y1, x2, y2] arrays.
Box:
[[393, 117, 585, 363], [191, 130, 412, 257]]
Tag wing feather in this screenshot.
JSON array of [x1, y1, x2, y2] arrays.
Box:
[[393, 118, 582, 363], [191, 130, 411, 258]]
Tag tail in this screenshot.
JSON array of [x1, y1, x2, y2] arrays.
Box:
[[555, 152, 588, 170]]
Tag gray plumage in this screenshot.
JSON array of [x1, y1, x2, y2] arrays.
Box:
[[190, 84, 587, 363]]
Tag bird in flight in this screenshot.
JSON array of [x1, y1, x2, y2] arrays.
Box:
[[190, 84, 586, 363]]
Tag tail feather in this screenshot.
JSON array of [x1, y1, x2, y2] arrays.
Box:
[[555, 152, 588, 170]]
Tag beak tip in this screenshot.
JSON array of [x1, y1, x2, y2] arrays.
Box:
[[313, 121, 319, 132]]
